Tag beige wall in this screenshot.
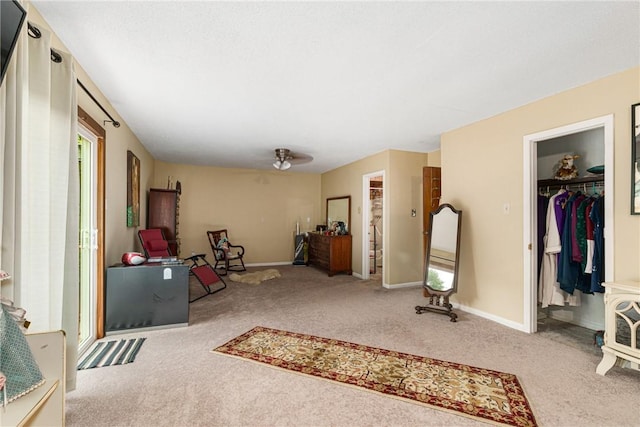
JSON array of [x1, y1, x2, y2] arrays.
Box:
[[441, 66, 640, 325], [152, 162, 321, 263], [31, 3, 638, 325], [321, 149, 430, 285], [387, 150, 430, 284], [28, 6, 155, 267], [321, 151, 388, 279], [427, 150, 441, 167]]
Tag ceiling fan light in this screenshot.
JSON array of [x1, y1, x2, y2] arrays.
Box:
[[273, 159, 291, 170]]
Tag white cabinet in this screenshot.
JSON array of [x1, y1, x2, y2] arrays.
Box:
[[596, 281, 640, 375], [3, 330, 66, 427]]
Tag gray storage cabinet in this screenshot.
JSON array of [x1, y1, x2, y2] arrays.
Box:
[[105, 264, 189, 333]]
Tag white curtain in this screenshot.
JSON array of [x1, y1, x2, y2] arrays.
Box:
[[0, 4, 79, 390]]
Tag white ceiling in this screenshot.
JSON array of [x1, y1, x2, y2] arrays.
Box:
[[32, 1, 640, 173]]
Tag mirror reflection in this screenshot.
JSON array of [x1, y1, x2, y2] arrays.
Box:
[[327, 196, 350, 235], [426, 206, 460, 292], [416, 203, 462, 322]]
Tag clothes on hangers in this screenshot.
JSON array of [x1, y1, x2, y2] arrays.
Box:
[[589, 195, 605, 293], [557, 190, 605, 296], [539, 189, 580, 308]]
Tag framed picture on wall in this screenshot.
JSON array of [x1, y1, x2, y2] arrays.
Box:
[[127, 150, 140, 227], [632, 103, 640, 215]]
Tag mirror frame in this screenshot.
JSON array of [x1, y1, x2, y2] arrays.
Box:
[[326, 196, 351, 234], [423, 203, 462, 296], [632, 102, 639, 215]]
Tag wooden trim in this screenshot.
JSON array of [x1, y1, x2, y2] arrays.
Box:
[[78, 106, 106, 339]]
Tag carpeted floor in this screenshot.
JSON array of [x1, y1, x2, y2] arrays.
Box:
[[66, 265, 640, 426]]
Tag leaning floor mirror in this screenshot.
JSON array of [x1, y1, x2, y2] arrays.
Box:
[[415, 203, 462, 322]]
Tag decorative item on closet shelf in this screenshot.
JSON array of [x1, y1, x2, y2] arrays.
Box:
[[553, 154, 579, 180], [586, 165, 604, 175]]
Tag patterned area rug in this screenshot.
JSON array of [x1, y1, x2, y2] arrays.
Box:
[[78, 338, 146, 370], [212, 326, 537, 427]]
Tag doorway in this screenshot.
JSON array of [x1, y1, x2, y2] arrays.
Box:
[[362, 171, 385, 282], [523, 115, 614, 334], [77, 107, 106, 351], [77, 125, 98, 353]]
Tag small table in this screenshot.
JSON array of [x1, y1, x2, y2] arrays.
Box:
[[105, 263, 189, 334]]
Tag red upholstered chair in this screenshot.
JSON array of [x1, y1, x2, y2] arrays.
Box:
[[138, 228, 173, 259]]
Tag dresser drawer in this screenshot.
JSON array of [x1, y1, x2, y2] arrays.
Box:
[[307, 233, 351, 276]]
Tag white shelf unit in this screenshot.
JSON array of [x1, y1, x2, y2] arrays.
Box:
[[596, 281, 640, 375]]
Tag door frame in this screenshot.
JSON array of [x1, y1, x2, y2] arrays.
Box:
[[78, 107, 106, 340], [522, 114, 614, 333], [77, 123, 98, 353], [362, 170, 385, 282]]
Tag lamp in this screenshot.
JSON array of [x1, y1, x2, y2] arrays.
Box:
[[273, 159, 291, 170], [273, 148, 292, 171]]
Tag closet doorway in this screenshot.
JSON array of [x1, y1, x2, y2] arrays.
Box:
[[523, 115, 614, 335], [362, 171, 385, 282]]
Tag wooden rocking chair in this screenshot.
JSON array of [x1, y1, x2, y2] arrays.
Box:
[[206, 229, 246, 275]]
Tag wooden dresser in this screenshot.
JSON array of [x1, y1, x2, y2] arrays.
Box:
[[307, 233, 352, 276]]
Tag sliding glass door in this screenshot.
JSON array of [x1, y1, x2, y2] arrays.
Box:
[[78, 125, 98, 353]]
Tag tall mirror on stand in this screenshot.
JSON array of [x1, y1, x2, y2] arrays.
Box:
[[415, 203, 462, 322]]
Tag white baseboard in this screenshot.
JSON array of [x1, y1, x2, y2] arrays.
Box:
[[452, 302, 529, 333], [381, 283, 529, 332], [245, 261, 295, 267], [383, 281, 422, 289], [546, 310, 604, 331]]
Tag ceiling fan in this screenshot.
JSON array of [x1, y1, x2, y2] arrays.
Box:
[[272, 148, 313, 170]]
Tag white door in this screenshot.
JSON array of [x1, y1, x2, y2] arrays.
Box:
[[77, 125, 98, 353]]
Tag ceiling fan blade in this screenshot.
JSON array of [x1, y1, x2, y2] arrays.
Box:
[[289, 153, 314, 165]]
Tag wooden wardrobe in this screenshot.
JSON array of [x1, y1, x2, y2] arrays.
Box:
[[147, 188, 180, 256]]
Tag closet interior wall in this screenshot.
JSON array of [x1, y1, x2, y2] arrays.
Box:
[[536, 128, 606, 331]]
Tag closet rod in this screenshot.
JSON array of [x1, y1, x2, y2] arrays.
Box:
[[27, 22, 120, 128], [537, 176, 604, 188]]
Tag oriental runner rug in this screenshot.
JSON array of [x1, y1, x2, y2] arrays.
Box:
[[212, 326, 537, 427]]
